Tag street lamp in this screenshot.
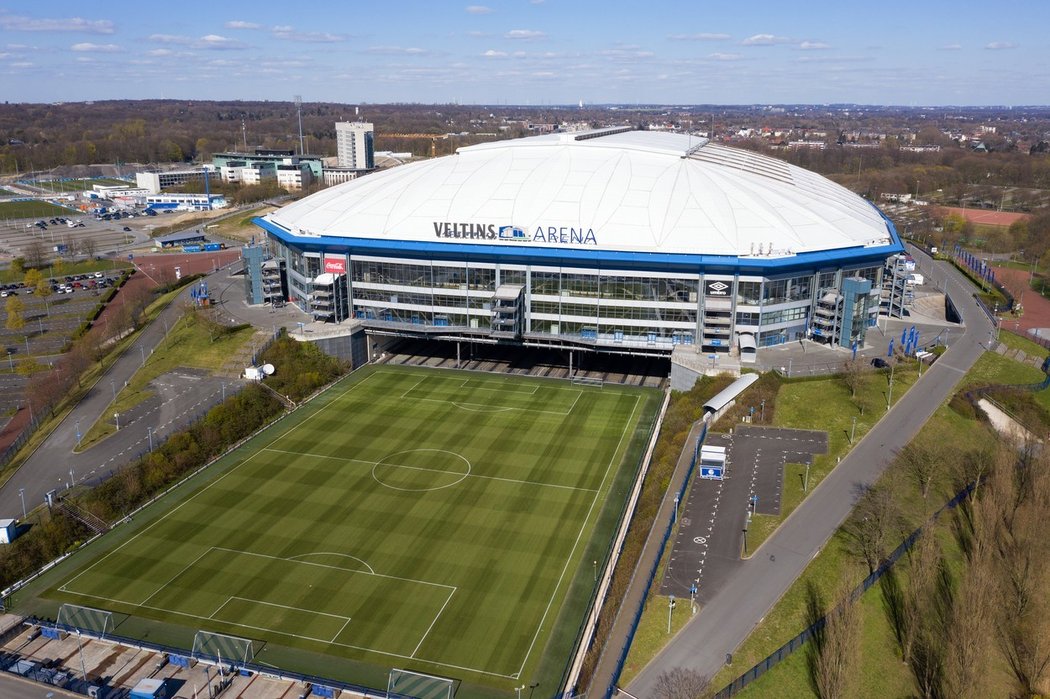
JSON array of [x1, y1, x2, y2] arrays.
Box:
[[18, 488, 26, 520], [667, 595, 676, 633], [75, 418, 81, 448], [140, 344, 146, 367], [111, 379, 116, 402], [516, 685, 525, 699], [850, 416, 857, 444], [760, 399, 766, 422], [69, 467, 75, 488], [887, 362, 895, 410], [148, 426, 154, 453], [114, 412, 120, 431]]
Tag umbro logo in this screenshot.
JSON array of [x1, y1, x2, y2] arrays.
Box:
[[707, 281, 730, 296]]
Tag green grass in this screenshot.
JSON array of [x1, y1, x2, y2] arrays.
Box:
[[996, 328, 1049, 358], [708, 349, 1036, 697], [32, 178, 131, 192], [80, 311, 256, 447], [20, 366, 660, 696], [743, 364, 919, 553], [0, 200, 73, 218]]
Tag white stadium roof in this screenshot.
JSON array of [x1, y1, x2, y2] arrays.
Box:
[[265, 128, 893, 258]]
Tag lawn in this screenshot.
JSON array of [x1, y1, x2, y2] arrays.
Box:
[[21, 366, 660, 697], [33, 178, 130, 192], [707, 348, 1036, 697], [0, 200, 73, 219]]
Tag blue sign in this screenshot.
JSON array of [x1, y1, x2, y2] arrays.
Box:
[[700, 466, 723, 480]]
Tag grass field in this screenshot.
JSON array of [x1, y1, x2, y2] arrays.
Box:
[[0, 200, 73, 219], [26, 366, 659, 695]]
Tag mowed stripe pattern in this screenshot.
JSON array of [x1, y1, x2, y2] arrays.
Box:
[[53, 368, 647, 681]]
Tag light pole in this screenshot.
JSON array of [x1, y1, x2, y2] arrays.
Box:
[[221, 382, 226, 401], [76, 630, 88, 681], [886, 362, 896, 410], [760, 399, 766, 422], [850, 416, 857, 444], [6, 350, 11, 370], [516, 685, 525, 699], [593, 559, 597, 583], [114, 412, 120, 431], [140, 344, 146, 367], [111, 379, 116, 402], [673, 493, 679, 524], [75, 418, 81, 448], [804, 463, 811, 493], [18, 488, 26, 520], [69, 467, 75, 488], [148, 426, 154, 452], [667, 595, 675, 633]]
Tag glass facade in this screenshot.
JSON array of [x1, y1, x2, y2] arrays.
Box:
[[264, 236, 893, 355]]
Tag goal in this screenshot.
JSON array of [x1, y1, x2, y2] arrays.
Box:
[[388, 668, 456, 699], [192, 630, 254, 666], [571, 375, 604, 387], [56, 604, 113, 639]]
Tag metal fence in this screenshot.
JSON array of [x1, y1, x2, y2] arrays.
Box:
[[603, 415, 711, 699], [712, 480, 976, 698], [0, 408, 41, 473], [20, 616, 389, 699]]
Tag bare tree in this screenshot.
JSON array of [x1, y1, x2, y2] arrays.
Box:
[[899, 442, 943, 502], [942, 537, 994, 699], [652, 667, 710, 699], [841, 358, 868, 399], [844, 483, 903, 574], [813, 590, 860, 699]]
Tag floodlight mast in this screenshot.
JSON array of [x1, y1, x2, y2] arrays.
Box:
[[295, 95, 305, 155]]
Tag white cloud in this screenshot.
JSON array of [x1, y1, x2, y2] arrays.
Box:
[[938, 43, 962, 51], [194, 34, 248, 50], [147, 48, 175, 57], [669, 33, 730, 41], [483, 49, 508, 57], [741, 34, 793, 46], [505, 29, 545, 41], [365, 46, 428, 55], [985, 41, 1017, 50], [0, 14, 114, 34], [71, 42, 120, 52], [225, 20, 261, 30], [149, 34, 191, 44], [798, 41, 831, 50], [271, 25, 346, 43], [465, 5, 493, 13], [708, 52, 741, 61], [11, 61, 34, 68]]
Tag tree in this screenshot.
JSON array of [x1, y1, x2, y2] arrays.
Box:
[[52, 257, 66, 278], [4, 295, 25, 331], [840, 358, 868, 399], [844, 483, 903, 574], [899, 442, 943, 502], [22, 267, 42, 290], [653, 667, 710, 699], [813, 592, 860, 699], [23, 239, 46, 269]]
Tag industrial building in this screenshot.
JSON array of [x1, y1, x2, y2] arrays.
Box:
[[248, 127, 904, 362]]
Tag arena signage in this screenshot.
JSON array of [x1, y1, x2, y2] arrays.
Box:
[[323, 255, 347, 274], [432, 221, 597, 246], [705, 280, 731, 297]]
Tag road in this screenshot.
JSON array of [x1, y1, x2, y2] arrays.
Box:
[[622, 246, 991, 696], [0, 264, 241, 521]]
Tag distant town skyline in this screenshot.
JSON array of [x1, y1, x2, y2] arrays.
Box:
[[1, 0, 1047, 106]]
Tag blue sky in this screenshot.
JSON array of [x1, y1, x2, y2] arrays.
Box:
[[1, 1, 1046, 105]]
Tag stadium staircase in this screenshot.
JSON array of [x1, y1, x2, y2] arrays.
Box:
[[56, 500, 109, 536]]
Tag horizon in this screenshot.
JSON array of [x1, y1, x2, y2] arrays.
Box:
[[1, 0, 1047, 106]]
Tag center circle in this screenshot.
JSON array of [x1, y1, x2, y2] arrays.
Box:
[[372, 449, 472, 492]]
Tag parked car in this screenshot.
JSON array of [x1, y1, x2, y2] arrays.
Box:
[[871, 357, 890, 369]]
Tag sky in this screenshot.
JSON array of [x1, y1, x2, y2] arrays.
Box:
[[1, 1, 1048, 106]]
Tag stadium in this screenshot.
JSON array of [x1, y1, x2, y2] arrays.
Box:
[[252, 127, 904, 363]]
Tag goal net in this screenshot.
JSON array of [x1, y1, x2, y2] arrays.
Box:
[[192, 630, 254, 666], [388, 668, 455, 699], [57, 604, 113, 639], [571, 375, 604, 387]]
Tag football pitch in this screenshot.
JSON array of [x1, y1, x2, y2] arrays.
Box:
[[32, 366, 660, 694]]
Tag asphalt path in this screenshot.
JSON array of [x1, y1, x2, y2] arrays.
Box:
[[623, 246, 991, 696], [0, 264, 241, 521]]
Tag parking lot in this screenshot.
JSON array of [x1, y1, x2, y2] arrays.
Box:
[[0, 210, 147, 261], [660, 425, 827, 603]]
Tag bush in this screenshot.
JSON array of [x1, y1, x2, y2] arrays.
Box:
[[260, 333, 347, 402]]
